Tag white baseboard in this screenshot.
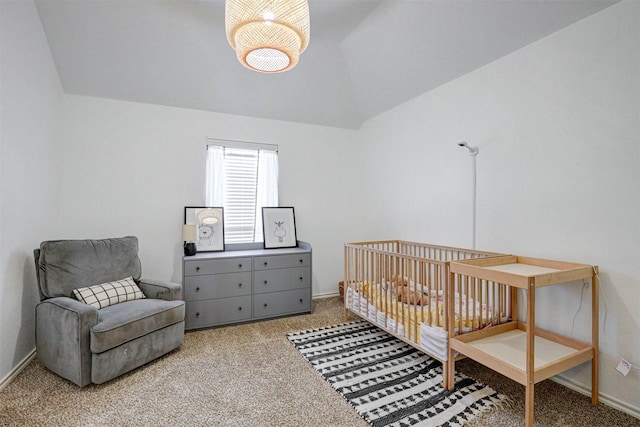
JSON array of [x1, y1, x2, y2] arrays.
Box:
[[552, 374, 640, 420], [0, 348, 36, 391], [312, 292, 340, 300]]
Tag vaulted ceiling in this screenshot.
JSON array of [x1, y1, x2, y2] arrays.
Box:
[[35, 0, 618, 129]]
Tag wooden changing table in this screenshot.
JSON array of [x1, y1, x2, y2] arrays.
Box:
[[446, 256, 598, 427]]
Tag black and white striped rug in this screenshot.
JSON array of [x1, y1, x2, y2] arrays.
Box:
[[287, 320, 507, 427]]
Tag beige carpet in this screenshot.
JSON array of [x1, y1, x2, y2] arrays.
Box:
[[1, 297, 638, 427]]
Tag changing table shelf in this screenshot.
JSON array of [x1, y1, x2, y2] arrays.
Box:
[[447, 255, 599, 427], [450, 322, 594, 386]]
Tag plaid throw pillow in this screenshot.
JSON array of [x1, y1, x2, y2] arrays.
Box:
[[72, 276, 146, 309]]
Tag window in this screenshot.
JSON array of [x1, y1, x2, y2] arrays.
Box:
[[205, 140, 279, 243]]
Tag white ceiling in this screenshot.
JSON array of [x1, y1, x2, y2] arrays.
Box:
[[35, 0, 619, 129]]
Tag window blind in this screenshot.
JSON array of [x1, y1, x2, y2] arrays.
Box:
[[224, 147, 259, 243]]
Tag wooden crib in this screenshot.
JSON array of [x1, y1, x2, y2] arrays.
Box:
[[343, 240, 511, 387]]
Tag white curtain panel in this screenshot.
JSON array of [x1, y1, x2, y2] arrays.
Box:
[[255, 149, 279, 242], [205, 145, 225, 206]]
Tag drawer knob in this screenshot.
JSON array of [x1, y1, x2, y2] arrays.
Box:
[[299, 259, 303, 263], [238, 306, 242, 311], [196, 266, 200, 271], [196, 287, 200, 292], [264, 303, 268, 307], [238, 283, 242, 287], [299, 276, 303, 281], [238, 263, 242, 268], [195, 312, 200, 317], [264, 280, 268, 284], [264, 262, 268, 266], [299, 298, 304, 303]]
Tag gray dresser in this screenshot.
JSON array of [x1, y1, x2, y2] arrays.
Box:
[[182, 241, 312, 330]]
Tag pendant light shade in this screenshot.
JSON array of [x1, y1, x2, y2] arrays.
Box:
[[225, 0, 310, 73]]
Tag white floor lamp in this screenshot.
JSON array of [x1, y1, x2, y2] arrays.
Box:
[[458, 142, 479, 249]]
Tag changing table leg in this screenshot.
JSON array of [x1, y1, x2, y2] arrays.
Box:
[[525, 280, 536, 427], [592, 268, 599, 405], [525, 383, 534, 427]]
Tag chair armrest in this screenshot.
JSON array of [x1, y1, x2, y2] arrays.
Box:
[[138, 278, 183, 301], [36, 297, 98, 387]]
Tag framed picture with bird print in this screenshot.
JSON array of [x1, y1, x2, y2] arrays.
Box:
[[262, 207, 297, 249]]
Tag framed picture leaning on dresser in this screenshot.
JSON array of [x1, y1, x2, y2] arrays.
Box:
[[262, 207, 297, 249]]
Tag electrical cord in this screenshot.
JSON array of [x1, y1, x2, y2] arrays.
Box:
[[595, 267, 607, 334], [591, 267, 639, 370], [570, 279, 588, 337]]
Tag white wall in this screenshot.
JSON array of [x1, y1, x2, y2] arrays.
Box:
[[360, 0, 639, 414], [2, 0, 638, 417], [56, 95, 366, 295], [0, 1, 63, 385]]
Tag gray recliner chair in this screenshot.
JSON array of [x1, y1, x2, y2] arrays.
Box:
[[34, 236, 185, 387]]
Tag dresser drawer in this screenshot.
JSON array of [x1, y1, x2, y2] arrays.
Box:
[[184, 257, 251, 276], [185, 296, 252, 329], [253, 253, 310, 271], [253, 288, 311, 319], [253, 266, 310, 294], [183, 272, 251, 301]]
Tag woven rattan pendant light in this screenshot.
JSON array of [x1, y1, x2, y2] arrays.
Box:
[[225, 0, 310, 73]]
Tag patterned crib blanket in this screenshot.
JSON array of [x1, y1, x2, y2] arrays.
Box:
[[345, 280, 506, 358]]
